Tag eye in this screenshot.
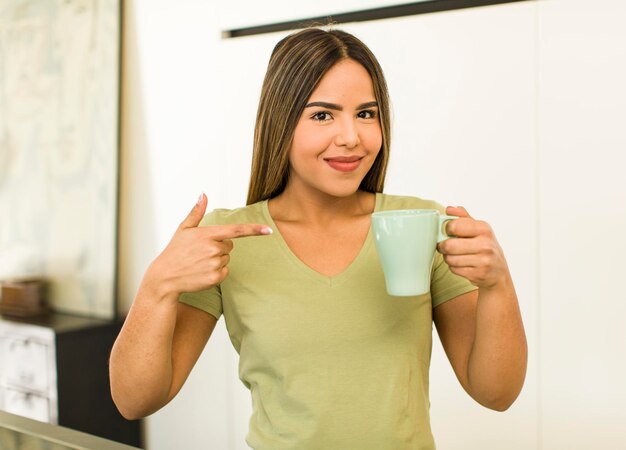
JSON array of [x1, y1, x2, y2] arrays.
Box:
[[311, 111, 332, 122], [357, 109, 377, 120]]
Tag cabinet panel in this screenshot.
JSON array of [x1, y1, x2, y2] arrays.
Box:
[[0, 336, 52, 393], [0, 315, 140, 447], [0, 323, 57, 425], [1, 387, 50, 423]]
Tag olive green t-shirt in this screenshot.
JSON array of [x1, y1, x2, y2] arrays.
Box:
[[180, 193, 477, 450]]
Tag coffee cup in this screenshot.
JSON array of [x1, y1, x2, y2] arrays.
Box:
[[371, 209, 457, 296]]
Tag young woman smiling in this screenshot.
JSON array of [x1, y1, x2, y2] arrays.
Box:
[[110, 28, 527, 450]]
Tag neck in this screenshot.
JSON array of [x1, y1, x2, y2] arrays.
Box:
[[269, 188, 376, 227]]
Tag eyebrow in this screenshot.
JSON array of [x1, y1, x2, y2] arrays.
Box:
[[304, 101, 378, 111]]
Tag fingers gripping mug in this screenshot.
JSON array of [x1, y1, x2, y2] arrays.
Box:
[[371, 209, 457, 296]]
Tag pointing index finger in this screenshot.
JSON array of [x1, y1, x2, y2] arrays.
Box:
[[204, 223, 273, 241]]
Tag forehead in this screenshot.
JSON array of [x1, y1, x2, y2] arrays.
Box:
[[308, 59, 375, 100]]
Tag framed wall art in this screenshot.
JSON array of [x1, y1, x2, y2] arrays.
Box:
[[0, 0, 122, 319]]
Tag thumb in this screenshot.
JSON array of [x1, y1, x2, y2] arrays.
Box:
[[179, 192, 208, 230]]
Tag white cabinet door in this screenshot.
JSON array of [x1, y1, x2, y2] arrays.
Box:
[[0, 322, 57, 424], [0, 335, 51, 393], [537, 1, 626, 448], [0, 386, 50, 423], [217, 3, 538, 449]]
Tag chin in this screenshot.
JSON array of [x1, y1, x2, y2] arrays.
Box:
[[321, 184, 364, 199]]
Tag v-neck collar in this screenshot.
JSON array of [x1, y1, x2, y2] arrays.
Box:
[[261, 192, 382, 287]]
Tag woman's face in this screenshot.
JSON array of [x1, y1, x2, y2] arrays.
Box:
[[286, 58, 382, 200]]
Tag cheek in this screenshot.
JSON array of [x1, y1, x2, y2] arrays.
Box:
[[363, 126, 383, 154], [291, 126, 334, 157]]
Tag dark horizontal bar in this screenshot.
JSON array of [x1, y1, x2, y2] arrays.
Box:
[[224, 0, 533, 38]]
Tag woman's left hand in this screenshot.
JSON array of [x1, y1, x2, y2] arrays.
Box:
[[437, 206, 510, 290], [435, 206, 527, 411]]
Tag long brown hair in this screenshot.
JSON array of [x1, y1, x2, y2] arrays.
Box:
[[246, 27, 391, 205]]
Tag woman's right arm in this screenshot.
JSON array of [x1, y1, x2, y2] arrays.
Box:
[[109, 277, 217, 420], [109, 194, 272, 419]]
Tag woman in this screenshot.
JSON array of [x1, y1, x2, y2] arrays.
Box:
[[110, 28, 527, 449]]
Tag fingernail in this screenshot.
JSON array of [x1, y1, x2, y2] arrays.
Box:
[[197, 192, 204, 206], [261, 227, 273, 235]]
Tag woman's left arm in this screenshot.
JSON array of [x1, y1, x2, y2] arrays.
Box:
[[433, 206, 528, 411]]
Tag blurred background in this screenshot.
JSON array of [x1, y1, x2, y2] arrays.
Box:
[[1, 0, 625, 449]]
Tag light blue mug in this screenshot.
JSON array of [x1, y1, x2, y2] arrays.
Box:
[[371, 209, 457, 296]]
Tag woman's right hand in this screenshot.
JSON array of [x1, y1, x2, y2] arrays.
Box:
[[144, 193, 272, 301]]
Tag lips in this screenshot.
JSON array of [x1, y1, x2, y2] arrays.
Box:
[[324, 156, 363, 173]]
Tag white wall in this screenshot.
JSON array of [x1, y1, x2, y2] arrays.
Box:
[[118, 1, 236, 448], [538, 1, 626, 448], [118, 1, 626, 449]]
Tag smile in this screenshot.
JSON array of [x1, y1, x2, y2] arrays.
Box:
[[324, 156, 364, 173]]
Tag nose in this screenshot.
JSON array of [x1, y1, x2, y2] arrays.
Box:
[[333, 118, 360, 149]]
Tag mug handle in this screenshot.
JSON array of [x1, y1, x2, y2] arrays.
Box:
[[437, 214, 459, 243]]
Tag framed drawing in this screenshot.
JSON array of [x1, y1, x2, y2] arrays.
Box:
[[0, 0, 122, 319]]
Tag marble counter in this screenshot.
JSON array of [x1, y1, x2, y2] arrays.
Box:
[[0, 410, 140, 450]]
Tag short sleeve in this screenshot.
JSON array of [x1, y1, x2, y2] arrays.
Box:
[[179, 285, 222, 320], [430, 252, 477, 308]]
